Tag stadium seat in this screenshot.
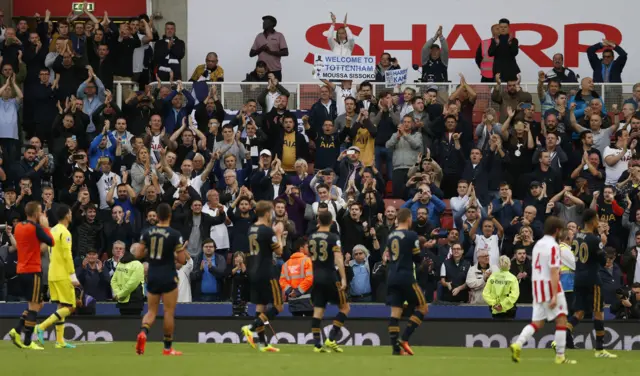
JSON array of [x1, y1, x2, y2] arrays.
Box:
[[384, 198, 405, 210]]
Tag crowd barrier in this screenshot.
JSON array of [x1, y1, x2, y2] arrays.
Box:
[[112, 81, 636, 115], [0, 302, 614, 320], [1, 316, 637, 349]]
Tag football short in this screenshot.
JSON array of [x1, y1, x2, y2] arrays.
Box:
[[250, 279, 283, 306], [386, 282, 427, 308], [532, 292, 568, 322], [311, 281, 348, 308], [19, 273, 44, 304], [573, 285, 604, 314], [146, 274, 179, 295], [49, 280, 76, 307]]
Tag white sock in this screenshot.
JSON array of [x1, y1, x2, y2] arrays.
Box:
[[514, 324, 537, 346], [554, 329, 566, 356]]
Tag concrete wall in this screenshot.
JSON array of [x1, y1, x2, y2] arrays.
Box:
[[151, 0, 188, 78]]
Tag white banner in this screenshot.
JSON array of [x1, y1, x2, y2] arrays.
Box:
[[385, 68, 408, 88], [187, 0, 639, 83], [314, 55, 375, 80]]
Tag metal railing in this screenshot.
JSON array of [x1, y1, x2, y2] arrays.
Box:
[[111, 81, 636, 114]]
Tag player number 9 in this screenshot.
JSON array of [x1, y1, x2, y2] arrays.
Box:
[[249, 234, 260, 256], [390, 239, 400, 261]]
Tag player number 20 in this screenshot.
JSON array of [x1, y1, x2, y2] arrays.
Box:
[[390, 239, 400, 261], [249, 234, 260, 256], [571, 240, 589, 263], [309, 240, 328, 261], [149, 237, 164, 260]]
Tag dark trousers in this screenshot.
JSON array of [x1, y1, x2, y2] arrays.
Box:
[[391, 168, 409, 199], [350, 293, 372, 302], [441, 173, 461, 199], [481, 76, 495, 83], [491, 306, 517, 320]]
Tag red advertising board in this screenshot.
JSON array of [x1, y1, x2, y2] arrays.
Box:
[[13, 0, 147, 18]]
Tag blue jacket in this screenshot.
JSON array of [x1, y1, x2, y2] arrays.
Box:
[[568, 90, 605, 120], [401, 196, 446, 228], [587, 43, 627, 83], [162, 89, 195, 134], [89, 132, 117, 169]]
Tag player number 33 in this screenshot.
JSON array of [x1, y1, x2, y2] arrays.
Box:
[[309, 239, 328, 262]]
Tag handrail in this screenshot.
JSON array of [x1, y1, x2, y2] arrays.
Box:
[[111, 81, 636, 111]]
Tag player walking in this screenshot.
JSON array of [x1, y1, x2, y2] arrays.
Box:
[[9, 201, 54, 350], [309, 211, 350, 353], [565, 209, 617, 357], [241, 201, 285, 352], [510, 216, 576, 364], [35, 204, 80, 349], [133, 203, 187, 356], [386, 208, 428, 356]]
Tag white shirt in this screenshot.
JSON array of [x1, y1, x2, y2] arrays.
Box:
[[603, 146, 632, 185], [400, 103, 414, 118], [132, 33, 149, 74], [177, 258, 193, 303], [334, 86, 357, 116], [474, 234, 500, 267], [150, 134, 162, 164], [531, 235, 563, 303], [202, 204, 230, 249], [272, 183, 281, 200], [170, 172, 205, 198], [97, 172, 122, 209]]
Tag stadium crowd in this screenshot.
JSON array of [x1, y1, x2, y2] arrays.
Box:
[[0, 5, 639, 319]]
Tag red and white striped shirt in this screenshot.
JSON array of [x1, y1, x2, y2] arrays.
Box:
[[531, 235, 563, 303]]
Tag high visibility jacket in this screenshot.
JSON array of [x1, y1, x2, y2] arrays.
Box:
[[559, 243, 576, 292], [480, 39, 494, 79], [279, 252, 313, 295], [482, 270, 519, 314]]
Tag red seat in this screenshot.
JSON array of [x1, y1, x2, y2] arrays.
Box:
[[440, 214, 454, 230], [384, 198, 405, 210], [385, 181, 393, 197]]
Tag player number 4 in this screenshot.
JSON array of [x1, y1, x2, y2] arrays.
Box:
[[534, 254, 541, 272]]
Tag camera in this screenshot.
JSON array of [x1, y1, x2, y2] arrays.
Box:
[[616, 287, 632, 300]]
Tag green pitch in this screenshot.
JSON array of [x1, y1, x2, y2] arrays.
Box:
[[0, 342, 633, 376]]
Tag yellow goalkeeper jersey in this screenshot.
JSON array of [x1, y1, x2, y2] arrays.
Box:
[[48, 224, 75, 282]]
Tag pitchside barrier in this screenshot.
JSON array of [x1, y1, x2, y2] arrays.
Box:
[[111, 81, 633, 115], [0, 302, 616, 319], [1, 317, 638, 349]]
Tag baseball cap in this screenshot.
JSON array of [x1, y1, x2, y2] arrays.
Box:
[[530, 181, 541, 188], [4, 185, 15, 193], [347, 146, 361, 153], [259, 150, 272, 156]]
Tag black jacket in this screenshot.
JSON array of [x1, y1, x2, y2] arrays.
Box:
[[194, 100, 225, 135], [308, 99, 337, 134], [154, 35, 186, 80], [177, 211, 226, 244], [488, 35, 520, 81]]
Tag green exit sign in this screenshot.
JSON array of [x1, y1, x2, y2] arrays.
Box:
[[72, 2, 95, 12]]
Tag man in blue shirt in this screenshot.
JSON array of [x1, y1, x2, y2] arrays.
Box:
[[587, 40, 627, 83], [349, 245, 372, 302], [192, 239, 227, 301], [401, 183, 446, 228]]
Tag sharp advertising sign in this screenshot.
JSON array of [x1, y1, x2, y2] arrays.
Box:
[[187, 0, 636, 82]]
